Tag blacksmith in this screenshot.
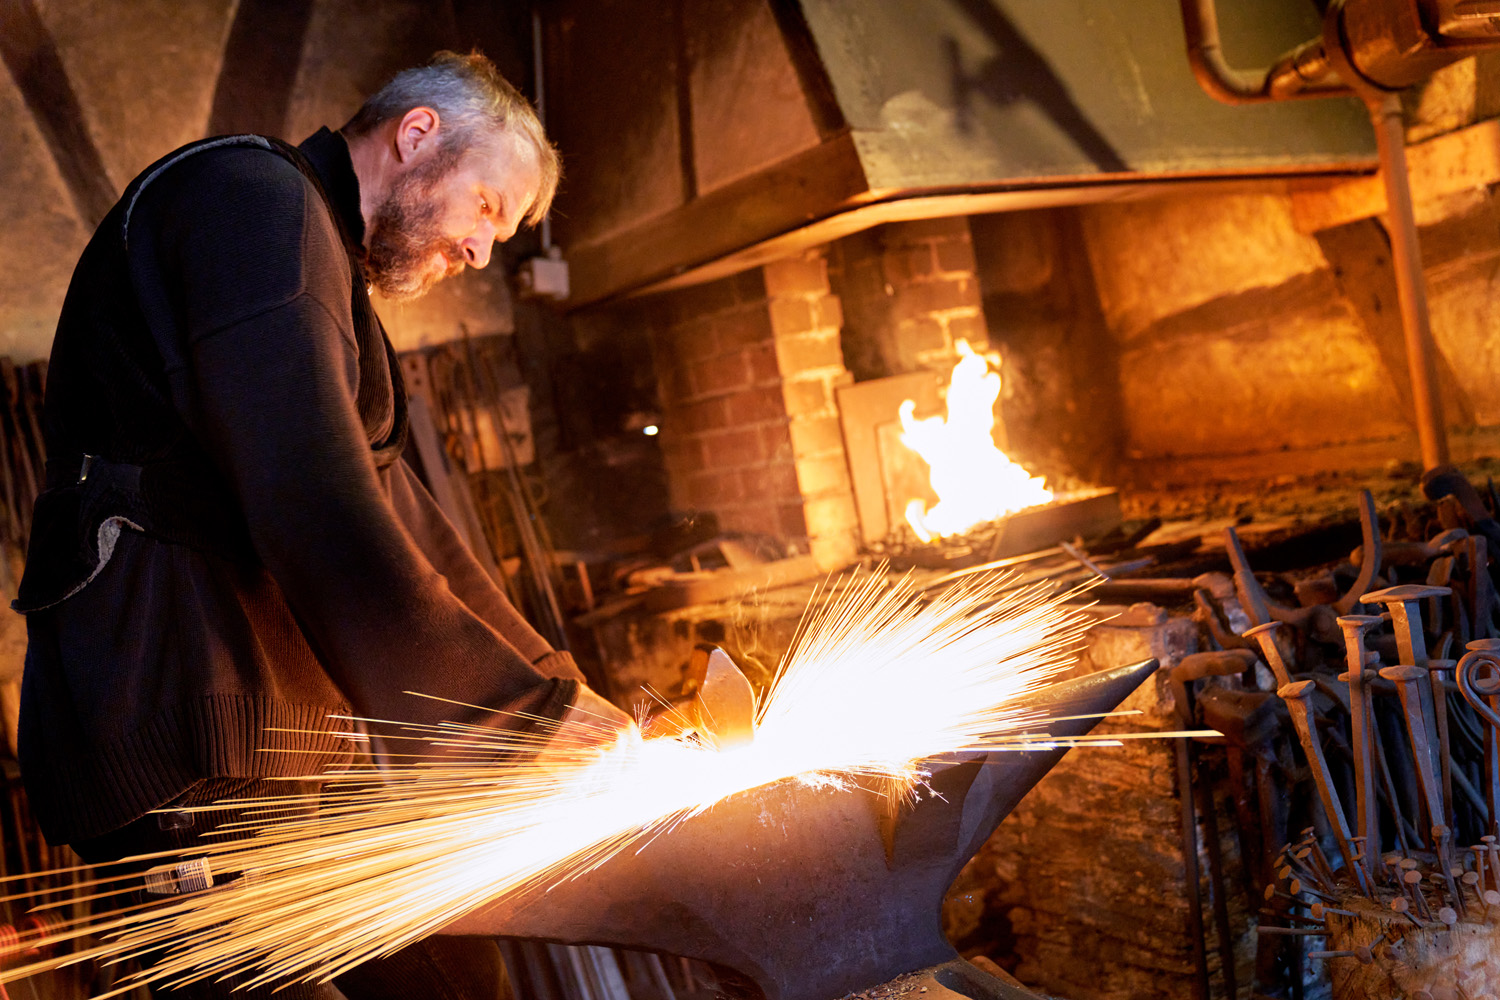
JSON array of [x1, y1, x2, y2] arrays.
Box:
[[14, 50, 630, 997]]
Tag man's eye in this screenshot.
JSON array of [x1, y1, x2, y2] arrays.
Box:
[[480, 198, 491, 215]]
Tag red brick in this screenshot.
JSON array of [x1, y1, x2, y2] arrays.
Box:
[[905, 277, 979, 315], [778, 502, 809, 537], [725, 387, 788, 426], [881, 244, 936, 286], [682, 472, 716, 508], [655, 361, 694, 405], [704, 426, 769, 468], [812, 294, 844, 331], [774, 331, 844, 374], [746, 342, 780, 383], [795, 453, 852, 496], [668, 318, 719, 363], [692, 352, 752, 396], [768, 296, 815, 336], [788, 415, 846, 459], [761, 459, 802, 502], [781, 377, 833, 418], [945, 311, 990, 350], [722, 505, 781, 537], [661, 435, 707, 476], [714, 305, 774, 350], [692, 469, 745, 507], [677, 396, 729, 434], [763, 255, 829, 297], [933, 237, 978, 275], [665, 275, 739, 324], [894, 316, 949, 354], [728, 267, 768, 304], [761, 424, 794, 463]]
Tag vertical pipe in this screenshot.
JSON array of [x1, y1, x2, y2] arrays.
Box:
[[1371, 93, 1450, 470], [531, 8, 552, 252]]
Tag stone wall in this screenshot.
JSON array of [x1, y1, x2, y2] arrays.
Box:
[[1061, 72, 1500, 484]]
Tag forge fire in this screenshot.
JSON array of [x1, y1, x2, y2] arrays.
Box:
[[6, 3, 1500, 1000]]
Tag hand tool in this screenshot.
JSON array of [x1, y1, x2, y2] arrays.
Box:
[[1337, 615, 1384, 880], [445, 660, 1160, 1000], [1335, 489, 1384, 616], [1426, 655, 1458, 827], [1457, 641, 1500, 834], [1247, 622, 1370, 895], [1352, 527, 1467, 571], [1465, 535, 1499, 641], [1223, 528, 1340, 643], [1363, 584, 1451, 807], [1379, 664, 1447, 857]]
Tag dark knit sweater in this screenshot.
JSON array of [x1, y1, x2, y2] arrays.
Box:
[[17, 128, 582, 845]]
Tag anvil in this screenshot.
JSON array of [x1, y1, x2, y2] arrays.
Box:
[[444, 658, 1159, 1000]]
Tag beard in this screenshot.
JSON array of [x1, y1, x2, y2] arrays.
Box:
[[363, 156, 468, 301]]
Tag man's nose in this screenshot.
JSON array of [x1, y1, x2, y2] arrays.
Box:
[[462, 235, 494, 270]]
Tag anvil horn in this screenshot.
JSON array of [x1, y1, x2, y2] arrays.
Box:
[[446, 659, 1159, 1000]]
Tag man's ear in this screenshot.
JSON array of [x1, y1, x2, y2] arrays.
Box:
[[395, 107, 440, 163]]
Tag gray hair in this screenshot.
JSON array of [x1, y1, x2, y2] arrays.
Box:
[[342, 50, 560, 226]]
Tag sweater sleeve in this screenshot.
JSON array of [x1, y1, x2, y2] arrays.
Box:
[[387, 458, 585, 682], [143, 148, 573, 733]]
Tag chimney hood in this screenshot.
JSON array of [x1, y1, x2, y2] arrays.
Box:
[[543, 0, 1376, 307]]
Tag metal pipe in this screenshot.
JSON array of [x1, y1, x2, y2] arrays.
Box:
[[532, 8, 552, 252], [1370, 92, 1450, 469], [1179, 0, 1350, 105]]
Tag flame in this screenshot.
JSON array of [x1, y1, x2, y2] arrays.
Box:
[[899, 341, 1052, 541], [0, 568, 1094, 996]]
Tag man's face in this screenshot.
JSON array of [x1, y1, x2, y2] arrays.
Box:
[[364, 133, 542, 301]]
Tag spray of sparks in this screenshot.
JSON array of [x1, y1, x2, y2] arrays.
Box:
[[1, 567, 1119, 996]]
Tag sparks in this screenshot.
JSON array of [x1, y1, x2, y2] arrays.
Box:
[[2, 567, 1098, 996]]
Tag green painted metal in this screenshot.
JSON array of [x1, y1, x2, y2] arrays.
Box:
[[797, 0, 1375, 188]]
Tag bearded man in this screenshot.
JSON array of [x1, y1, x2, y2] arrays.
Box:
[[14, 51, 630, 998]]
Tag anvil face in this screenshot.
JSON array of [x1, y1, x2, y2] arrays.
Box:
[[445, 660, 1158, 1000]]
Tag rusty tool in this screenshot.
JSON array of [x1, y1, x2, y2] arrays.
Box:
[[1223, 528, 1339, 643], [1337, 615, 1384, 880], [1247, 622, 1370, 895], [1364, 584, 1451, 796], [1379, 664, 1448, 856], [1335, 490, 1384, 616], [1465, 535, 1499, 641], [445, 661, 1160, 1000], [1457, 640, 1500, 834], [1225, 527, 1273, 628], [1353, 527, 1468, 571], [1425, 656, 1457, 826]]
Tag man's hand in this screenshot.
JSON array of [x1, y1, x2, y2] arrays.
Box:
[[534, 685, 637, 768]]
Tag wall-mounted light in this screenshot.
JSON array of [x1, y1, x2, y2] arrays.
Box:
[[643, 425, 659, 436]]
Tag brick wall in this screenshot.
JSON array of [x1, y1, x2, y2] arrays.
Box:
[[649, 251, 859, 570], [830, 216, 990, 380]]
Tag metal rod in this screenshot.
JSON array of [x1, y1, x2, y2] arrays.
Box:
[[1370, 92, 1450, 469], [1175, 737, 1210, 1000]]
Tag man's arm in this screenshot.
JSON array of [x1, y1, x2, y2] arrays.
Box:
[[385, 458, 585, 682]]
